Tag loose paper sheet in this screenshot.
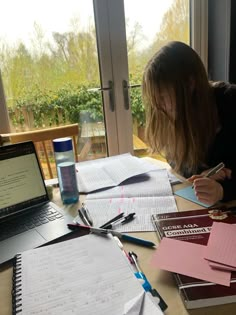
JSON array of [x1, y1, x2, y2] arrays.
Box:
[[79, 169, 177, 232], [76, 153, 161, 193], [151, 237, 231, 286], [204, 222, 236, 268], [82, 196, 177, 232]]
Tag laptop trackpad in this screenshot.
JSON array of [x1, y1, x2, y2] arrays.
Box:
[[0, 230, 46, 264]]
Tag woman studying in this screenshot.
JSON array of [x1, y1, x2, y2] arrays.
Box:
[[142, 41, 236, 206]]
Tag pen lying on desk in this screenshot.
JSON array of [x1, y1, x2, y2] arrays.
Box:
[[67, 223, 156, 248], [102, 213, 136, 229], [99, 212, 124, 229], [77, 203, 93, 226], [128, 251, 168, 312]]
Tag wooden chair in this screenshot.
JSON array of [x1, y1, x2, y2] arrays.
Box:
[[0, 124, 79, 180]]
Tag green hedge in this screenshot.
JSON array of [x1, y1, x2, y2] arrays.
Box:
[[8, 84, 145, 129]]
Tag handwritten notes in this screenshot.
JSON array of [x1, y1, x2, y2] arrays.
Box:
[[81, 170, 177, 232], [76, 153, 160, 193], [18, 234, 163, 314]]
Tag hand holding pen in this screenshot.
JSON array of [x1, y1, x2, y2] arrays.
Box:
[[188, 162, 229, 205], [189, 162, 229, 184]]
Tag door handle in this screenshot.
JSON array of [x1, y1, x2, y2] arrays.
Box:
[[88, 80, 114, 112], [122, 80, 141, 110]]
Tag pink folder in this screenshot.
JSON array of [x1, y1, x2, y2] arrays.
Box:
[[151, 237, 231, 286], [204, 222, 236, 268]]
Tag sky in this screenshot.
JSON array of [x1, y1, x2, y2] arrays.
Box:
[[0, 0, 173, 49]]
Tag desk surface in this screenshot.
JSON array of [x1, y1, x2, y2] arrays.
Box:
[[1, 161, 236, 315]]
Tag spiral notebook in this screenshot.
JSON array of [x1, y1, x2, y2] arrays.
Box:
[[12, 233, 163, 315]]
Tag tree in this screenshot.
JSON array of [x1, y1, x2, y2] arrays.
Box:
[[149, 0, 189, 56]]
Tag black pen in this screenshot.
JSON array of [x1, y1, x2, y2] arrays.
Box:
[[78, 209, 90, 226], [121, 212, 136, 225], [78, 204, 93, 226], [99, 212, 124, 229], [81, 203, 93, 226], [104, 213, 136, 229]]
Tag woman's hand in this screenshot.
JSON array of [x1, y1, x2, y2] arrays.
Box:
[[188, 167, 231, 183], [191, 177, 223, 205], [187, 167, 231, 205], [200, 168, 231, 181]]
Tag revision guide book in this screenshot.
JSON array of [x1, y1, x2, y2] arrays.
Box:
[[151, 208, 236, 309]]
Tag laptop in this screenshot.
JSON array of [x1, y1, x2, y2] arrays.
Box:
[[0, 141, 74, 265]]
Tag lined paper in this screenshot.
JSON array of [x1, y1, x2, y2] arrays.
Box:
[[19, 234, 163, 315], [83, 196, 177, 232], [76, 153, 160, 193], [76, 169, 177, 232]]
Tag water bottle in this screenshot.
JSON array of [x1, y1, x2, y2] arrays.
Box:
[[53, 137, 79, 204]]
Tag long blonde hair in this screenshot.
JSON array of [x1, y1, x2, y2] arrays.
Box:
[[142, 41, 218, 175]]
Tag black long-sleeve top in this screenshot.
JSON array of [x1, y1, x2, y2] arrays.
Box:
[[204, 83, 236, 201]]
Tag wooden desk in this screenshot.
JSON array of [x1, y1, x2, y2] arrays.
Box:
[[1, 163, 236, 315]]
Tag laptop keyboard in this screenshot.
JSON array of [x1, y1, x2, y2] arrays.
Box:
[[0, 204, 63, 242]]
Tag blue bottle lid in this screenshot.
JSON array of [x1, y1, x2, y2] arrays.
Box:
[[53, 137, 73, 152]]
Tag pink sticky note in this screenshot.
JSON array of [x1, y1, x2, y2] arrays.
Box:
[[151, 237, 231, 286], [204, 222, 236, 268]]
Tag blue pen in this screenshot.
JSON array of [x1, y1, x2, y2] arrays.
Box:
[[129, 251, 152, 291], [119, 233, 156, 247], [129, 251, 168, 312], [67, 223, 156, 248]]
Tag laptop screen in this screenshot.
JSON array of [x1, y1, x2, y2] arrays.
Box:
[[0, 141, 48, 219]]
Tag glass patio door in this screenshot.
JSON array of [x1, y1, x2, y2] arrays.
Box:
[[0, 0, 208, 164], [0, 0, 114, 164], [94, 0, 208, 158]]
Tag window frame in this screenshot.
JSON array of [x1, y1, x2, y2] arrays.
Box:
[[0, 0, 209, 156]]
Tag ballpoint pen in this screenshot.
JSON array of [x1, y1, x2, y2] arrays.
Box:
[[78, 203, 93, 226], [192, 162, 225, 188], [81, 203, 93, 226], [67, 223, 156, 247], [129, 251, 152, 292], [113, 236, 133, 263], [128, 251, 168, 312], [78, 209, 90, 226], [204, 162, 225, 178], [103, 213, 136, 229], [121, 212, 136, 224], [99, 212, 124, 228]]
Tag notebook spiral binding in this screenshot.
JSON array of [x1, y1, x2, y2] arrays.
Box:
[[12, 254, 23, 314]]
